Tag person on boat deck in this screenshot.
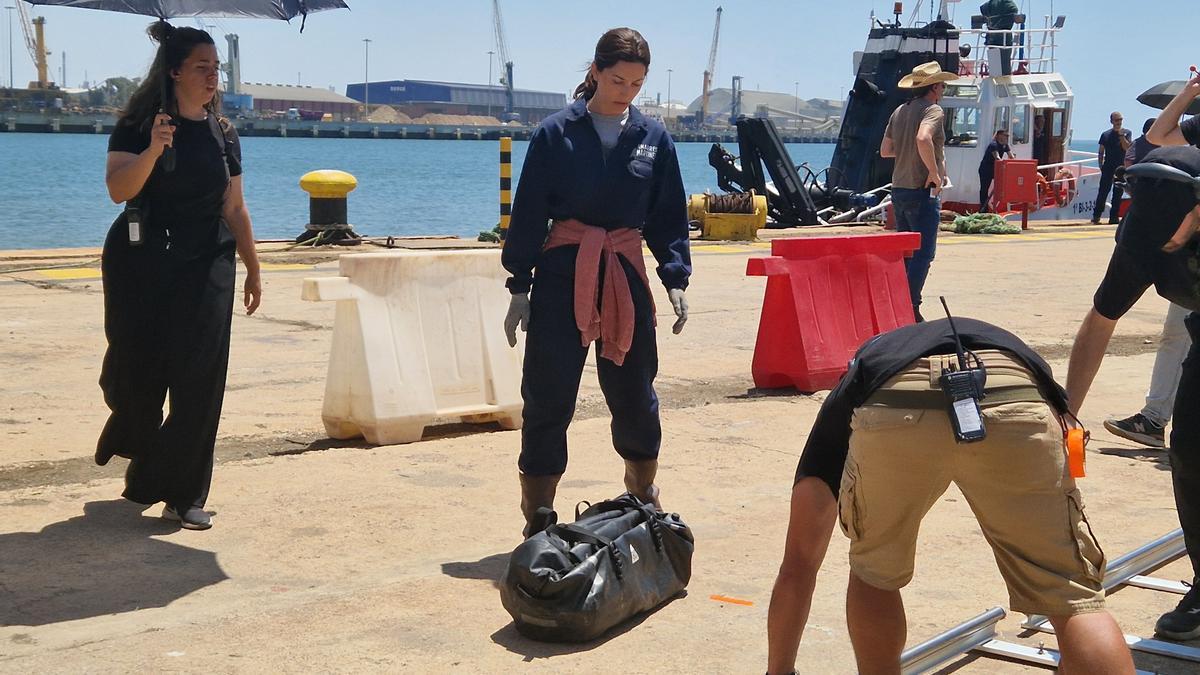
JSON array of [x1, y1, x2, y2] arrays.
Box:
[[880, 61, 953, 322], [764, 318, 1134, 675], [1032, 114, 1048, 173], [978, 128, 1013, 212], [500, 27, 690, 539], [1092, 111, 1133, 224], [980, 0, 1019, 75], [97, 23, 261, 531]]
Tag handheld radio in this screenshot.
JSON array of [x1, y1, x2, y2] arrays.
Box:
[[937, 297, 988, 443], [126, 205, 144, 246]]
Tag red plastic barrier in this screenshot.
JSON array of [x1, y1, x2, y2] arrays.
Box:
[[745, 233, 921, 391]]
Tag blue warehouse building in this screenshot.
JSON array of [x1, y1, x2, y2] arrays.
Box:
[[346, 80, 567, 125]]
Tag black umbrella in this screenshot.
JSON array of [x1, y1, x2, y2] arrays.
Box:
[[22, 1, 349, 24], [23, 0, 350, 169], [1137, 80, 1200, 116]]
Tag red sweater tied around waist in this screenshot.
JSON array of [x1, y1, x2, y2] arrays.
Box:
[[542, 219, 657, 366]]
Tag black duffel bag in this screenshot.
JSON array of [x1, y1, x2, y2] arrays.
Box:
[[500, 493, 694, 642]]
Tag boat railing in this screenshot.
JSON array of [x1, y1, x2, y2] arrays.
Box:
[[1039, 152, 1101, 194], [957, 16, 1065, 78]]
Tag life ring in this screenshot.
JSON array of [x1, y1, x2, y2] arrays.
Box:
[[1035, 172, 1051, 208], [1055, 169, 1077, 208]]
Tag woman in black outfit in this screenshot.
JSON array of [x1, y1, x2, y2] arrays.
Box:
[[96, 23, 261, 530]]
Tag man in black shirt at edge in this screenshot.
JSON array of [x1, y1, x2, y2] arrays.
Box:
[[765, 319, 1134, 675], [1067, 76, 1200, 641]]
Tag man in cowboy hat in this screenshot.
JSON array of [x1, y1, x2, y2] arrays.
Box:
[[881, 61, 956, 321]]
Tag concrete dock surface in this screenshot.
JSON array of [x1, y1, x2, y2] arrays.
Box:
[[2, 224, 1197, 673]]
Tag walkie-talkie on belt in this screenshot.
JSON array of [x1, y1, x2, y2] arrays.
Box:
[[938, 297, 988, 443]]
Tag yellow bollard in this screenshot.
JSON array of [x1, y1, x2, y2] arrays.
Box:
[[298, 170, 360, 245], [499, 136, 512, 242]]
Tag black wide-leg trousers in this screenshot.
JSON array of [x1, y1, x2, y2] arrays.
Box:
[[97, 225, 235, 510]]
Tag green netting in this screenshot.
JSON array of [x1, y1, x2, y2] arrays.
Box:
[[478, 224, 503, 243], [939, 212, 1022, 235]]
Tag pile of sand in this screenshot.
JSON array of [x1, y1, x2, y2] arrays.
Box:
[[413, 114, 505, 126], [365, 105, 413, 124]]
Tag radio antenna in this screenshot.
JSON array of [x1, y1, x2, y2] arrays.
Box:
[[939, 296, 968, 371]]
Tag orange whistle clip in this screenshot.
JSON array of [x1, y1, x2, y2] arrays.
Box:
[[1066, 427, 1086, 478]]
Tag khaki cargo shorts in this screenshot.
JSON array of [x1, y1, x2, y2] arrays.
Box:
[[838, 350, 1107, 617]]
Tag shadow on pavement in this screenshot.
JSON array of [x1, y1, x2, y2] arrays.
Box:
[[1096, 445, 1172, 471], [0, 499, 228, 627], [441, 551, 510, 589], [727, 387, 813, 400], [272, 422, 512, 457], [488, 592, 685, 660]]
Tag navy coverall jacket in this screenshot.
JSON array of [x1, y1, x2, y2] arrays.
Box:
[[501, 97, 691, 295]]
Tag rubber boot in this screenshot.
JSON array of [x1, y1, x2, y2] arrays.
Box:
[[623, 459, 662, 510], [519, 473, 561, 539]]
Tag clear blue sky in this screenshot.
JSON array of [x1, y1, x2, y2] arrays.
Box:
[[2, 0, 1190, 139]]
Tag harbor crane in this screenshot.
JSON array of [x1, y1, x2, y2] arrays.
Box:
[[491, 0, 519, 123], [16, 1, 53, 89], [697, 5, 722, 128]]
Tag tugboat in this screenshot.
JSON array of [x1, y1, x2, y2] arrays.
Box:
[[709, 0, 1102, 225]]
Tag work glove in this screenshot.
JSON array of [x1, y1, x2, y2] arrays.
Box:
[[668, 288, 688, 334], [504, 293, 530, 347]]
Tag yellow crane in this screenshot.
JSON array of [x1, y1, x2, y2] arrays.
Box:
[[16, 1, 53, 89], [698, 6, 722, 128]]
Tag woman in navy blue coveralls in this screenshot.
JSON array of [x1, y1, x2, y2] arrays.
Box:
[[501, 27, 691, 537]]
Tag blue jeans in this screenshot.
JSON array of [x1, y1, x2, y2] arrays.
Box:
[[1093, 165, 1125, 222], [891, 187, 941, 308]]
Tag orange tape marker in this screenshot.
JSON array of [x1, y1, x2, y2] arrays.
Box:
[[710, 594, 754, 606]]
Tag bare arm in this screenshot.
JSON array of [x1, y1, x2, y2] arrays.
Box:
[[917, 109, 945, 192], [916, 127, 940, 179], [1148, 75, 1200, 146], [767, 477, 838, 675], [1065, 308, 1118, 415], [1096, 145, 1105, 167], [880, 135, 895, 158], [104, 114, 174, 203], [222, 175, 262, 315]]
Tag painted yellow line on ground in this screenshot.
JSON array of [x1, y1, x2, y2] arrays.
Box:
[[259, 263, 315, 271], [37, 268, 101, 280], [29, 262, 312, 281], [684, 231, 1111, 254], [940, 232, 1111, 246]]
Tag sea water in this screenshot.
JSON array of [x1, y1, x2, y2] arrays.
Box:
[[0, 133, 838, 250]]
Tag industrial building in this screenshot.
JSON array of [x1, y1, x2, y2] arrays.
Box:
[[345, 80, 566, 125], [687, 89, 843, 132], [236, 83, 361, 120]]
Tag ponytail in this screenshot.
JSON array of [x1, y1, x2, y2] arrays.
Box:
[[573, 68, 597, 100]]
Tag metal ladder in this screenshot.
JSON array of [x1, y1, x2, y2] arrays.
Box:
[[900, 529, 1199, 673]]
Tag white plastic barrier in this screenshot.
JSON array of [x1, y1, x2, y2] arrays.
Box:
[[302, 249, 523, 445]]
